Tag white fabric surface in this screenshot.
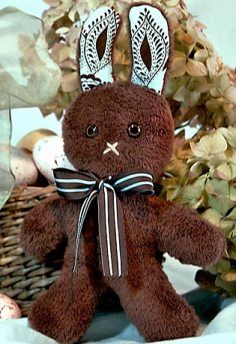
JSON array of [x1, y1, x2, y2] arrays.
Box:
[[1, 257, 236, 344]]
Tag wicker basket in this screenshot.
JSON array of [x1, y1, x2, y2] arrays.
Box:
[[0, 185, 62, 316]]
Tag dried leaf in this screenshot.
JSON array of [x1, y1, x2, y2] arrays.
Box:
[[215, 163, 232, 180], [222, 269, 236, 282], [61, 72, 79, 92], [163, 0, 180, 7], [188, 91, 201, 107], [189, 161, 202, 179], [219, 127, 236, 148], [219, 73, 230, 93], [190, 131, 227, 157], [201, 208, 222, 226], [176, 184, 203, 206], [171, 52, 186, 78], [221, 219, 235, 236], [173, 86, 187, 102], [209, 152, 227, 167], [185, 59, 208, 77], [179, 33, 195, 45], [67, 26, 80, 45], [68, 6, 79, 22], [214, 258, 231, 274], [55, 27, 70, 35], [166, 187, 181, 201], [205, 179, 229, 197], [58, 46, 71, 62], [43, 0, 60, 5], [228, 109, 236, 127], [206, 98, 223, 112], [188, 77, 212, 93], [225, 208, 236, 221], [194, 49, 208, 63], [225, 86, 236, 105], [208, 195, 234, 216], [206, 55, 219, 78], [229, 186, 236, 202]]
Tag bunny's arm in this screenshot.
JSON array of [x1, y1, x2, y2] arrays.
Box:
[[20, 195, 70, 259], [149, 198, 225, 267]]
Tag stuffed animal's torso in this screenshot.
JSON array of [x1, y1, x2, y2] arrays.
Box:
[[52, 193, 161, 277]]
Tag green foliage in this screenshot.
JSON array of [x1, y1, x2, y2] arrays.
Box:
[[162, 128, 236, 295]]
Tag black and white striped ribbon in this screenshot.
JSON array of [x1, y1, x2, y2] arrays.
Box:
[[53, 168, 154, 277]]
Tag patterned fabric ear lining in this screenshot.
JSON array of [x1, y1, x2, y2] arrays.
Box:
[[79, 5, 170, 93], [85, 11, 118, 72], [129, 5, 170, 94], [79, 6, 120, 92]]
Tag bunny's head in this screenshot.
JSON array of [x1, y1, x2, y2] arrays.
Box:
[[63, 4, 174, 180]]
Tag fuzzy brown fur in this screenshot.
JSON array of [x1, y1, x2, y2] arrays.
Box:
[[63, 82, 174, 179], [20, 4, 225, 343], [21, 81, 225, 344]]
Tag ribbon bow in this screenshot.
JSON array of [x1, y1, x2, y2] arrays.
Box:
[[53, 168, 154, 277]]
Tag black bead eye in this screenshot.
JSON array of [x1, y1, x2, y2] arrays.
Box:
[[86, 124, 98, 138], [127, 122, 141, 138]]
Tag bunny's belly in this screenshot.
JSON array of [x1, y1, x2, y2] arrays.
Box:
[[62, 195, 161, 280]]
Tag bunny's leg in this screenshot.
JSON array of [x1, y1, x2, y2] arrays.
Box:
[[108, 261, 199, 342], [29, 265, 103, 344]]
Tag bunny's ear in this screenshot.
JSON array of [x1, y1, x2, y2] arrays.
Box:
[[129, 4, 172, 94], [78, 6, 120, 92]]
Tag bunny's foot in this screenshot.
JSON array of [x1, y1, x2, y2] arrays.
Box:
[[109, 263, 199, 342], [29, 270, 101, 344]]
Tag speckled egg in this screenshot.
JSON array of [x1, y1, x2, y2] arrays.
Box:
[[11, 146, 39, 185], [33, 136, 76, 183], [0, 293, 21, 319]]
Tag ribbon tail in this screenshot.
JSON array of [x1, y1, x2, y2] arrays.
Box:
[[97, 186, 111, 276], [114, 195, 128, 277], [73, 190, 97, 273], [98, 185, 127, 278]]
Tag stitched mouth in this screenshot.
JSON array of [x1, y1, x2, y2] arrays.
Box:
[[103, 142, 120, 156]]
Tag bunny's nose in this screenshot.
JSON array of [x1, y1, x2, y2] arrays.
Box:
[[102, 142, 119, 156]]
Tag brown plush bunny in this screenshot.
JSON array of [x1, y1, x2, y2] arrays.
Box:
[[21, 4, 225, 344]]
